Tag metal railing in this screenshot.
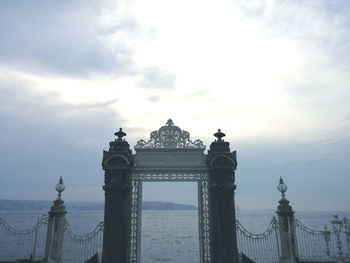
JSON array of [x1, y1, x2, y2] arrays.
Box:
[[62, 221, 104, 263], [295, 218, 329, 260], [344, 217, 350, 255], [295, 216, 350, 261], [0, 215, 48, 261], [236, 216, 280, 263], [1, 215, 350, 263], [0, 216, 103, 263]]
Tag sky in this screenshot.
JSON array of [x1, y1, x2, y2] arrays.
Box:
[[0, 0, 349, 211]]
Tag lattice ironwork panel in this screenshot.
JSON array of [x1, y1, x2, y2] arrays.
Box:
[[132, 172, 207, 182], [198, 179, 211, 263], [129, 172, 211, 263], [130, 180, 141, 263]]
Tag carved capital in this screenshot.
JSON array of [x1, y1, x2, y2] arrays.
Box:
[[102, 152, 133, 170], [207, 152, 237, 170]]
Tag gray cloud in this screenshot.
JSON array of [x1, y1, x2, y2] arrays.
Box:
[[265, 1, 350, 48], [75, 98, 118, 109], [0, 1, 180, 91], [237, 0, 350, 69], [0, 77, 124, 201], [0, 1, 136, 76], [100, 17, 140, 35], [235, 136, 350, 211], [1, 76, 349, 211], [1, 1, 349, 212]]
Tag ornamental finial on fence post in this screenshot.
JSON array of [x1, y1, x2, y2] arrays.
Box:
[[43, 177, 67, 263], [277, 176, 287, 199], [55, 176, 65, 199], [276, 177, 298, 263]]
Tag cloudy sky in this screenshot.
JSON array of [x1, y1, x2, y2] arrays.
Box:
[[0, 0, 349, 211]]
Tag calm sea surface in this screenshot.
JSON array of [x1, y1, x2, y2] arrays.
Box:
[[1, 209, 350, 263]]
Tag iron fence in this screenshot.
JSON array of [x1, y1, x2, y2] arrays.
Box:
[[236, 216, 280, 263], [1, 215, 350, 262], [0, 216, 103, 263], [0, 215, 48, 261], [295, 218, 329, 260], [62, 221, 104, 263]]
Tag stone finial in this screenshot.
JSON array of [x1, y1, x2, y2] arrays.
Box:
[[214, 129, 225, 141], [114, 128, 126, 141], [208, 129, 231, 154]]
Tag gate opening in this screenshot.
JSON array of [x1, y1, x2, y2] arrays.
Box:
[[141, 182, 199, 263], [102, 120, 238, 262]]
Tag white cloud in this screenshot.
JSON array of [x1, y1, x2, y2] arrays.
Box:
[[1, 0, 350, 209], [2, 0, 349, 142]]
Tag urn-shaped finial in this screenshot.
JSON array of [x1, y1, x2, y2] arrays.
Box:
[[55, 176, 65, 199]]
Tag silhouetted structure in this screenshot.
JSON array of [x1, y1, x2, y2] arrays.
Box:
[[43, 177, 66, 263], [2, 121, 350, 263], [276, 177, 298, 263], [101, 120, 240, 263], [101, 128, 133, 263], [207, 129, 239, 262]]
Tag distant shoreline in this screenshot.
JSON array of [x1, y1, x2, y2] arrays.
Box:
[[1, 200, 349, 213], [0, 199, 197, 211]]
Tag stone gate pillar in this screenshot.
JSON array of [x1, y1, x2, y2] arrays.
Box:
[[44, 177, 66, 263], [276, 177, 298, 263], [207, 129, 239, 263], [102, 128, 134, 263]]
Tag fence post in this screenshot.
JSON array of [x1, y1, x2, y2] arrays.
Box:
[[343, 218, 350, 255], [276, 177, 298, 263], [43, 177, 67, 263]]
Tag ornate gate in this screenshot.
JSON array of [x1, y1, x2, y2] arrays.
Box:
[[101, 120, 239, 263]]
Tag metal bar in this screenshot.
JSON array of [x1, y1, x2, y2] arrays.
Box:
[[137, 181, 143, 263], [32, 217, 39, 260], [197, 180, 204, 263]]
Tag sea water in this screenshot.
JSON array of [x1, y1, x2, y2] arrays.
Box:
[[1, 208, 350, 263]]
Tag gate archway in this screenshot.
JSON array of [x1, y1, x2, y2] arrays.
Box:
[[101, 120, 239, 263]]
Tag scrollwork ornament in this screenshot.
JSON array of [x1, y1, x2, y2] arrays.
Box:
[[134, 119, 206, 149]]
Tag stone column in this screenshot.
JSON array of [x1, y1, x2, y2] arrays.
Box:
[[101, 128, 133, 263], [276, 177, 298, 263], [207, 129, 239, 263], [44, 177, 67, 263]]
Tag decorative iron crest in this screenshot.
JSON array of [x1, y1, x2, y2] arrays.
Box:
[[135, 119, 205, 149]]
